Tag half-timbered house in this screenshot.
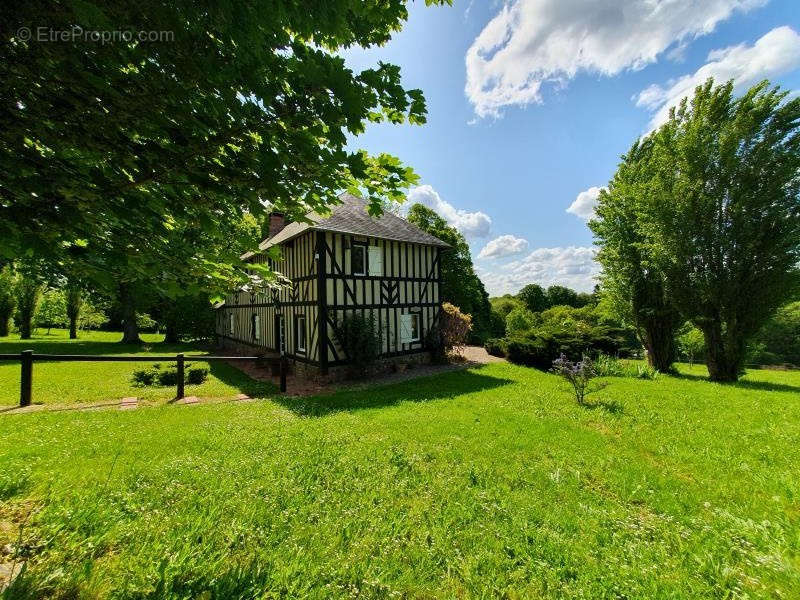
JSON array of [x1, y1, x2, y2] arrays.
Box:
[[215, 193, 449, 378]]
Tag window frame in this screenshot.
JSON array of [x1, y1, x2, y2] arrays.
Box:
[[295, 315, 307, 354], [351, 242, 367, 276], [409, 312, 421, 343]]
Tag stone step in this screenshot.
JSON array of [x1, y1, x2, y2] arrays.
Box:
[[119, 397, 138, 410]]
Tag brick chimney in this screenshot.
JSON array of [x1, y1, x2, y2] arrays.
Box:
[[268, 212, 286, 239]]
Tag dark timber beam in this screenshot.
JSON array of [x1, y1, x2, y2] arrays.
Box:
[[316, 231, 329, 375]]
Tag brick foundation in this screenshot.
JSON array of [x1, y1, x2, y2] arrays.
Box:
[[216, 334, 431, 384]]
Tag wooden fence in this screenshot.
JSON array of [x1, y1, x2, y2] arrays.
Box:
[[0, 351, 287, 407]]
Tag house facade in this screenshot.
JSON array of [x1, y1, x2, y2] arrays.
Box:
[[215, 194, 448, 377]]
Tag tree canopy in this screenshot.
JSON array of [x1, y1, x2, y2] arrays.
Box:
[[2, 1, 447, 299], [590, 138, 683, 372], [593, 79, 800, 381]]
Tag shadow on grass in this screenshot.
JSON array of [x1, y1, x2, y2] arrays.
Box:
[[207, 361, 278, 398], [272, 367, 515, 417], [673, 372, 800, 393]]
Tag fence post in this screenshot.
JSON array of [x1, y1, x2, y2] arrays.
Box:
[[20, 350, 33, 407], [279, 355, 287, 393], [176, 353, 185, 399]]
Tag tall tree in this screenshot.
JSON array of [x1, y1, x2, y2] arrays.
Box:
[[645, 79, 800, 381], [591, 139, 683, 372], [14, 269, 44, 339], [407, 203, 493, 342], [65, 283, 83, 340], [517, 284, 548, 312], [546, 285, 580, 309], [2, 1, 446, 300], [0, 265, 17, 337]]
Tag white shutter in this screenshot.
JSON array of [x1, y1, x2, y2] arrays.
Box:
[[368, 246, 383, 276], [399, 314, 412, 344]]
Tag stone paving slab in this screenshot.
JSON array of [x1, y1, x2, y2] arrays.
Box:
[[175, 395, 200, 405], [119, 397, 138, 410]]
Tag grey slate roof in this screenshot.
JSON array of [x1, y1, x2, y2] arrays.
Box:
[[251, 193, 449, 256]]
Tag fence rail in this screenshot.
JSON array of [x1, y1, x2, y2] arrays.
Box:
[[0, 351, 287, 407]]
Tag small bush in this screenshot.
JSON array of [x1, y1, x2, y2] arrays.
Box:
[[593, 354, 625, 377], [337, 312, 382, 378], [187, 366, 209, 384], [156, 367, 179, 386], [635, 364, 659, 380], [131, 362, 208, 387], [594, 354, 660, 379], [484, 338, 508, 358], [551, 354, 603, 406], [132, 368, 156, 386], [506, 337, 551, 369]]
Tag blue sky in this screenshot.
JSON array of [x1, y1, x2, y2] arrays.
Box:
[[343, 0, 800, 295]]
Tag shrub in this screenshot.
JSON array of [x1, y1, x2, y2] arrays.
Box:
[[551, 354, 602, 406], [593, 353, 625, 377], [484, 338, 508, 358], [593, 353, 660, 379], [187, 366, 209, 384], [131, 362, 208, 387], [136, 312, 158, 332], [440, 302, 472, 354], [132, 368, 156, 386], [489, 309, 507, 338], [677, 324, 705, 366], [337, 312, 382, 377], [505, 307, 537, 335], [156, 366, 179, 386], [506, 337, 551, 369], [635, 364, 659, 380]]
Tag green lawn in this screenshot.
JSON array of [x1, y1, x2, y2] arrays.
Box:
[[1, 349, 799, 599], [0, 329, 275, 406]]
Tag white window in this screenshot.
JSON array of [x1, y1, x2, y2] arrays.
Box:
[[229, 313, 234, 335], [252, 314, 261, 340], [296, 316, 306, 353], [368, 246, 383, 276], [351, 245, 366, 276], [400, 313, 421, 344]]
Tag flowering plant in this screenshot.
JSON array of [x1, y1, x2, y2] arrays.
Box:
[[551, 353, 603, 406]]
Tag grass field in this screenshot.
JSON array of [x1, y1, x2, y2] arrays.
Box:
[[0, 329, 275, 406], [1, 340, 799, 599]]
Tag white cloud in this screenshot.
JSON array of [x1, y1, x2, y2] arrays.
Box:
[[465, 0, 765, 118], [477, 246, 600, 295], [407, 184, 492, 239], [567, 186, 605, 221], [636, 26, 800, 130], [478, 235, 529, 259]]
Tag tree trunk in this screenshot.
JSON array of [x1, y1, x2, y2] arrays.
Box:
[[701, 321, 743, 382], [0, 316, 9, 337], [119, 284, 142, 344], [65, 284, 81, 340], [164, 321, 180, 344], [640, 319, 677, 373], [19, 314, 33, 339]]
